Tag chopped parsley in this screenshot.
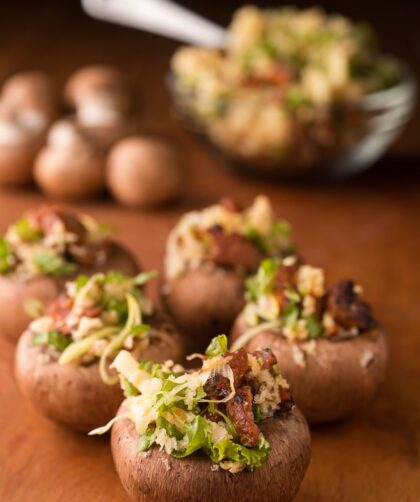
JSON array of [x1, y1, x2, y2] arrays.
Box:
[[31, 330, 72, 352]]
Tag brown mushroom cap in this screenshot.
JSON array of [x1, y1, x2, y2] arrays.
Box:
[[0, 117, 43, 185], [34, 119, 106, 199], [0, 241, 139, 342], [15, 315, 184, 432], [64, 65, 130, 112], [161, 264, 246, 352], [111, 403, 311, 502], [231, 313, 388, 423], [106, 136, 184, 209], [0, 71, 59, 187], [0, 71, 58, 122]]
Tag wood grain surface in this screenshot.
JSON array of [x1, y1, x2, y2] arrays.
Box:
[[0, 1, 419, 501]]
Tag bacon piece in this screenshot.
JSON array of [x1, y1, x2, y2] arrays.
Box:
[[45, 294, 73, 321], [29, 206, 87, 245], [207, 226, 265, 271], [252, 348, 277, 370], [83, 306, 102, 318], [276, 262, 299, 289], [279, 386, 294, 412], [219, 197, 242, 212], [226, 348, 250, 385], [243, 65, 292, 87], [203, 373, 231, 401], [274, 261, 300, 308], [68, 240, 110, 267], [27, 206, 109, 266], [226, 385, 260, 447], [327, 280, 376, 331], [44, 294, 73, 334]]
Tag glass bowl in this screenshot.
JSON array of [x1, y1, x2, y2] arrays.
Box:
[[168, 69, 417, 180]]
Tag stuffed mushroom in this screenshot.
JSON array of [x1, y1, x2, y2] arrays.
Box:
[[161, 195, 294, 350], [15, 271, 184, 432], [230, 257, 388, 423], [0, 205, 139, 340], [91, 334, 310, 502]]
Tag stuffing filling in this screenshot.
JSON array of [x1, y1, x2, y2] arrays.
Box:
[[171, 6, 402, 166], [91, 335, 294, 473], [0, 206, 111, 278], [28, 271, 156, 384], [165, 195, 293, 279], [233, 256, 376, 349]]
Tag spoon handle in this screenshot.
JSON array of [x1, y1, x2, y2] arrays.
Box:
[[82, 0, 226, 47]]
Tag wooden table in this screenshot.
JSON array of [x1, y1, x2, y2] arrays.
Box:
[[1, 1, 419, 501]]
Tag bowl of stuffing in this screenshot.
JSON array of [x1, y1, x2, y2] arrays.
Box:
[[169, 6, 416, 179]]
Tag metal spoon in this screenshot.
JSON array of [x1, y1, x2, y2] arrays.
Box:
[[82, 0, 227, 47]]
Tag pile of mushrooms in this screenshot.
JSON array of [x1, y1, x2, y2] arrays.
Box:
[[0, 66, 184, 208]]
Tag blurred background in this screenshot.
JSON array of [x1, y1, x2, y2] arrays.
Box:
[[1, 0, 418, 161]]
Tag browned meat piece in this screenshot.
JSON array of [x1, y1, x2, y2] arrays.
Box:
[[252, 348, 277, 369], [83, 306, 102, 318], [45, 294, 73, 321], [243, 64, 292, 87], [59, 213, 87, 244], [68, 240, 110, 266], [314, 295, 326, 321], [226, 385, 260, 447], [327, 280, 376, 331], [207, 226, 265, 272], [28, 206, 87, 245], [279, 386, 294, 412], [26, 206, 109, 266], [219, 197, 242, 213], [276, 262, 299, 289], [227, 348, 250, 385], [274, 261, 300, 308], [203, 373, 231, 401], [44, 294, 73, 334]]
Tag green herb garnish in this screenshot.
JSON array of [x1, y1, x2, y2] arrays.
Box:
[[0, 238, 14, 274], [134, 270, 158, 286], [282, 302, 300, 327], [31, 330, 72, 352], [246, 257, 280, 301], [271, 220, 292, 236], [11, 217, 42, 242], [123, 379, 139, 397], [205, 334, 228, 358], [34, 252, 77, 277], [246, 228, 268, 253], [75, 274, 89, 290], [305, 316, 324, 339]]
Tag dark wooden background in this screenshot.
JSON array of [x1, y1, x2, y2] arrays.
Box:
[[0, 1, 419, 501]]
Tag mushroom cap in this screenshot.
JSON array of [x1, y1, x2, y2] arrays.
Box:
[[34, 118, 106, 199], [0, 71, 58, 121], [106, 136, 184, 208], [64, 65, 130, 111], [161, 264, 246, 352], [0, 112, 45, 186]]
